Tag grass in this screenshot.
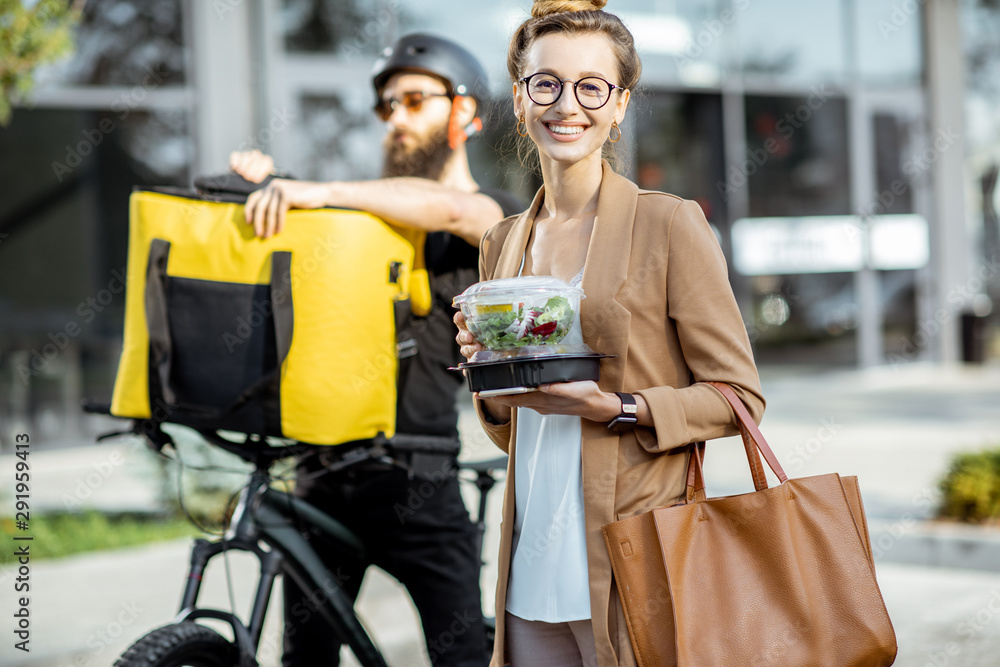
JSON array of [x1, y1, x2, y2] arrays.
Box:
[[0, 512, 201, 564]]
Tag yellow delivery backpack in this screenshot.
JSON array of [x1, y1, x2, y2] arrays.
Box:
[[110, 188, 431, 445]]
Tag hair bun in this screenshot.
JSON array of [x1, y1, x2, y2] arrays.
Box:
[[531, 0, 607, 19]]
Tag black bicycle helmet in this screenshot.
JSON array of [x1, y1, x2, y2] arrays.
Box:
[[371, 33, 490, 102]]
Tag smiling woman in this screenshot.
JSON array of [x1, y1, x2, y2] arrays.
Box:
[[452, 1, 766, 665]]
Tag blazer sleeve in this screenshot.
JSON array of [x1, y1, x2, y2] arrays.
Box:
[[471, 220, 514, 451], [634, 199, 765, 453]]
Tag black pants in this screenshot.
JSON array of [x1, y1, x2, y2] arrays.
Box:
[[281, 451, 488, 666]]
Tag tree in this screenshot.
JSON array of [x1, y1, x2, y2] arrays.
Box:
[[0, 0, 83, 126]]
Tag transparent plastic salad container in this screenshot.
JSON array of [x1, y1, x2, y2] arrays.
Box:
[[452, 276, 585, 350]]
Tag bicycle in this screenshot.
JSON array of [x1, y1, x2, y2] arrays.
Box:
[[82, 403, 506, 667]]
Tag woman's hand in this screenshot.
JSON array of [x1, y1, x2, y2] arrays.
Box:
[[229, 149, 274, 184], [454, 311, 514, 424], [454, 311, 483, 361], [243, 179, 332, 238], [489, 381, 622, 422]]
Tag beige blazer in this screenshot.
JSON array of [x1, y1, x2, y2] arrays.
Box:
[[475, 161, 765, 667]]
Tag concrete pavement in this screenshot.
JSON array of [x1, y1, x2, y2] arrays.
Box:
[[3, 541, 1000, 667], [2, 361, 1000, 665]]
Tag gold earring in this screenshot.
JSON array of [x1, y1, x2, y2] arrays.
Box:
[[516, 115, 528, 137], [609, 121, 622, 143]]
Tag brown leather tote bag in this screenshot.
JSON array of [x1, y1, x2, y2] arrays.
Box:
[[602, 382, 897, 666]]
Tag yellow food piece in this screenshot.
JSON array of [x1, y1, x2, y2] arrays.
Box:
[[476, 303, 513, 313]]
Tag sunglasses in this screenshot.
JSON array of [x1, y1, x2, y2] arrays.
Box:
[[374, 91, 451, 121]]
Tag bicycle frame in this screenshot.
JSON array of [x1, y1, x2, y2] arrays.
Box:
[[174, 468, 388, 667], [80, 409, 507, 667]]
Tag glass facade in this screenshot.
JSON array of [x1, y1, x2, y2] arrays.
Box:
[[743, 94, 851, 218], [739, 0, 848, 84], [855, 0, 923, 87], [634, 93, 726, 224], [963, 1, 1000, 286], [283, 0, 408, 60], [294, 93, 379, 181], [36, 0, 187, 87]]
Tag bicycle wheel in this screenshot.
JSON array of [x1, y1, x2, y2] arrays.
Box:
[[114, 621, 256, 667]]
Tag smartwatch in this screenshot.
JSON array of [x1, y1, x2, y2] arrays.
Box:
[[607, 392, 638, 430]]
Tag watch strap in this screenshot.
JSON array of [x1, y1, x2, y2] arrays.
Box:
[[607, 392, 638, 430]]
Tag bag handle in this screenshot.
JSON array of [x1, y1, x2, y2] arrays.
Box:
[[685, 441, 707, 503], [685, 382, 788, 496]]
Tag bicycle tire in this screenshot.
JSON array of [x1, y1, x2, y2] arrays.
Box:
[[114, 621, 256, 667]]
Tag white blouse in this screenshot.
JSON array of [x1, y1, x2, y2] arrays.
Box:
[[505, 269, 591, 622]]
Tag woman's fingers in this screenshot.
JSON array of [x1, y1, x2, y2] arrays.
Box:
[[487, 381, 608, 418], [458, 340, 482, 360], [454, 311, 482, 359]]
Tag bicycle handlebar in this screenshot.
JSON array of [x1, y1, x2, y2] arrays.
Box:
[[82, 399, 113, 415], [81, 399, 508, 477]]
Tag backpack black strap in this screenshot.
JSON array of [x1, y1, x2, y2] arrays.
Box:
[[145, 239, 176, 408]]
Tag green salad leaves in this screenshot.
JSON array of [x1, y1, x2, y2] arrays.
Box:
[[468, 296, 575, 348]]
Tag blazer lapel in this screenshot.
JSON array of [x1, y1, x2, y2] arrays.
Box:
[[581, 160, 638, 390]]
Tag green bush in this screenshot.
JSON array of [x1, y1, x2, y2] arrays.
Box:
[[938, 447, 1000, 523]]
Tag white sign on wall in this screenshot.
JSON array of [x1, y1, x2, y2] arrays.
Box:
[[731, 214, 928, 275]]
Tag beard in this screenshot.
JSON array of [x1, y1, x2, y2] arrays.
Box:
[[381, 124, 454, 180]]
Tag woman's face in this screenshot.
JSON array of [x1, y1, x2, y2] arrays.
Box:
[[514, 32, 630, 169]]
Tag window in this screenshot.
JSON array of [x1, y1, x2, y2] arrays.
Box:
[[743, 94, 851, 217]]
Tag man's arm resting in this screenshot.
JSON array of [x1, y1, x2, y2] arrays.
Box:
[[325, 178, 504, 246]]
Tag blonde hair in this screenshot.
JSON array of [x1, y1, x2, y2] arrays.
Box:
[[507, 0, 640, 171]]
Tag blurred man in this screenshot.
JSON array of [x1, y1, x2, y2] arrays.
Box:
[[231, 33, 522, 667]]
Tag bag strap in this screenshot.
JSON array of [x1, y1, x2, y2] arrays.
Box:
[[269, 251, 294, 367], [684, 382, 788, 497], [145, 239, 175, 407], [685, 441, 707, 503]]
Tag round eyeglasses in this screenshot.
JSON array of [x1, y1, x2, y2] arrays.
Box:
[[519, 73, 622, 110]]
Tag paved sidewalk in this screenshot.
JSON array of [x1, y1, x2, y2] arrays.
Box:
[[3, 541, 1000, 667], [2, 361, 1000, 665]]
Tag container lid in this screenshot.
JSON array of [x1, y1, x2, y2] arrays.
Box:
[[452, 275, 585, 307]]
